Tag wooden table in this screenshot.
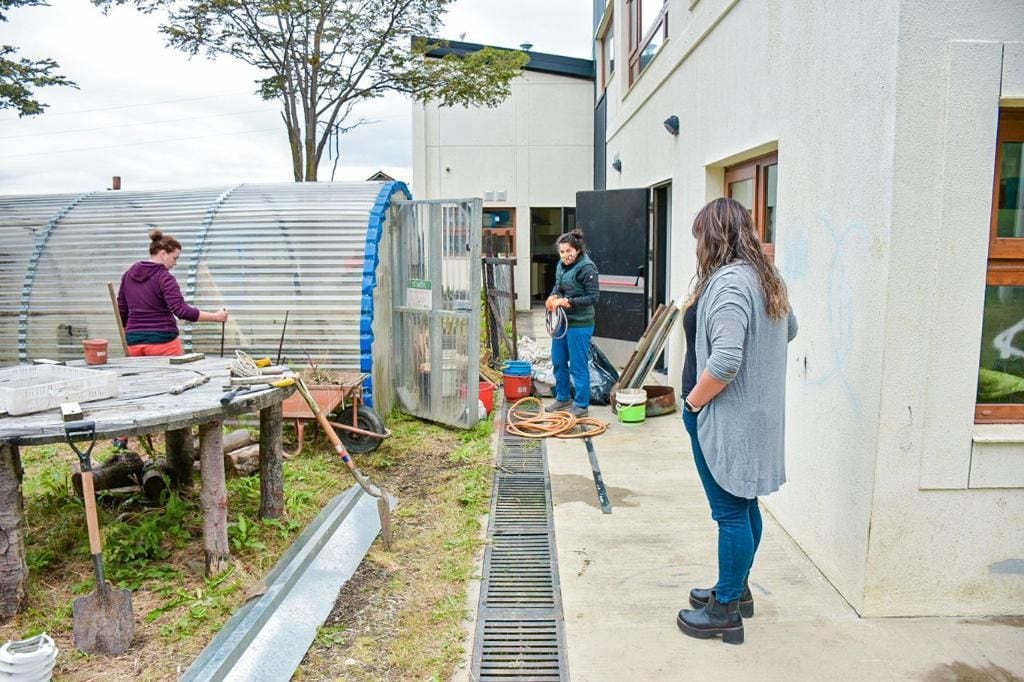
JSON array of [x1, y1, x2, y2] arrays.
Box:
[[0, 357, 295, 622]]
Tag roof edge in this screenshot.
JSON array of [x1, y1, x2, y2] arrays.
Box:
[[413, 36, 595, 81]]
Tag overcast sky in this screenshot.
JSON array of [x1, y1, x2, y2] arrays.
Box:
[[0, 0, 593, 195]]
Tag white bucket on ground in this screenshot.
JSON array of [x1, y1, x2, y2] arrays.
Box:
[[616, 388, 647, 423], [0, 633, 58, 681]]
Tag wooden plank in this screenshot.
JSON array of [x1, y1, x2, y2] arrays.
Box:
[[629, 306, 679, 388], [169, 353, 206, 364], [619, 303, 669, 386]]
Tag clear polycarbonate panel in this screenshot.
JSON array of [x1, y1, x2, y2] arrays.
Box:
[[391, 199, 481, 428]]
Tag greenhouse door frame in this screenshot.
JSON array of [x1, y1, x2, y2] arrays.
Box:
[[390, 198, 483, 428]]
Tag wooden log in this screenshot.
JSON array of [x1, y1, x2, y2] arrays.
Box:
[[222, 429, 254, 455], [224, 444, 260, 478], [165, 427, 194, 488], [259, 403, 284, 520], [72, 451, 144, 497], [141, 457, 175, 502], [199, 421, 229, 576], [0, 444, 27, 622]]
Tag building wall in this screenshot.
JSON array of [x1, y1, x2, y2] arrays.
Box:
[[413, 69, 594, 310], [861, 0, 1024, 616], [600, 0, 1024, 615]]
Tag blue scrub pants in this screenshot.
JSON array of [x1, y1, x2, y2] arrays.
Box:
[[551, 325, 593, 408], [682, 408, 763, 604]]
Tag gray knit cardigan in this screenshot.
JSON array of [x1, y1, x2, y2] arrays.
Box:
[[695, 261, 798, 498]]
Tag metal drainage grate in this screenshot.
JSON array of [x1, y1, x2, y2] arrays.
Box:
[[500, 441, 545, 474], [486, 533, 554, 608], [494, 476, 548, 527], [478, 619, 561, 681], [472, 406, 567, 681]]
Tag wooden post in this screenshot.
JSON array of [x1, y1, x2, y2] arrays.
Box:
[[0, 444, 28, 621], [199, 422, 229, 576], [259, 404, 284, 520], [165, 427, 194, 488]]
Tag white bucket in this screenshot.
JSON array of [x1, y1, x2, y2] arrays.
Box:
[[615, 388, 647, 423], [0, 633, 58, 681]]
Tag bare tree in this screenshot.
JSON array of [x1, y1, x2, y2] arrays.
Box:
[[96, 0, 528, 181]]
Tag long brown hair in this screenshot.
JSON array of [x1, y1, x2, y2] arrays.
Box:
[[688, 198, 790, 319]]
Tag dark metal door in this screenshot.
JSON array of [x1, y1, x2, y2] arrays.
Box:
[[575, 188, 649, 341]]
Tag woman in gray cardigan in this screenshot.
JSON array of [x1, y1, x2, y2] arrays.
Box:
[[677, 198, 798, 645]]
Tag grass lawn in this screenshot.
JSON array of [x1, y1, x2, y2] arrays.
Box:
[[0, 412, 494, 681]]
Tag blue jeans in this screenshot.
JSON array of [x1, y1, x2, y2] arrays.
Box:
[[551, 325, 593, 408], [682, 408, 762, 604]]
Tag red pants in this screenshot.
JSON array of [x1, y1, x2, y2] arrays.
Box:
[[127, 337, 183, 357]]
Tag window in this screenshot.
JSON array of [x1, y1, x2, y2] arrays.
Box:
[[483, 208, 515, 257], [627, 0, 668, 85], [977, 109, 1024, 423], [724, 152, 778, 259], [600, 21, 615, 90]]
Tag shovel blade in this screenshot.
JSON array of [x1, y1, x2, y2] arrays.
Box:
[[73, 587, 135, 655]]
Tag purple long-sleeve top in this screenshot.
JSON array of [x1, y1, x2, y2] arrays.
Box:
[[117, 261, 200, 337]]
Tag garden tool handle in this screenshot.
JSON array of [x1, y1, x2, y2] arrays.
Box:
[[293, 378, 382, 497], [64, 420, 96, 470], [81, 469, 103, 557]]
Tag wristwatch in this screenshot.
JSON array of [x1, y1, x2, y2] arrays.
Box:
[[684, 397, 703, 413]]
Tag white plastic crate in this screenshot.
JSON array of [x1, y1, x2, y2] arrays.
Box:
[[0, 365, 119, 416]]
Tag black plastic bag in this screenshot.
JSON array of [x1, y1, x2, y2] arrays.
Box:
[[583, 342, 619, 405]]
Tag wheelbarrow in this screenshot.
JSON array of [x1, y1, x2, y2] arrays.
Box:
[[281, 372, 389, 455]]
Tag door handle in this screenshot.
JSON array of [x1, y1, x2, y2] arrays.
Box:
[[634, 266, 645, 287]]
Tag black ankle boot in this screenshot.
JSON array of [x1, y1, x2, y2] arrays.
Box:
[[677, 592, 744, 644], [689, 580, 754, 618]]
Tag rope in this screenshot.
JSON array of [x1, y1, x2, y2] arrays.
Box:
[[546, 307, 568, 340], [229, 349, 261, 377], [505, 396, 607, 439]]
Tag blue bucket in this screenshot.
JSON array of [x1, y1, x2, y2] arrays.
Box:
[[502, 360, 532, 377]]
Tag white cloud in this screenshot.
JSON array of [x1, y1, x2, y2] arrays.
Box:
[[0, 0, 592, 194]]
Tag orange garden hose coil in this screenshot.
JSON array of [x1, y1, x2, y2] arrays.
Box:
[[505, 396, 608, 439]]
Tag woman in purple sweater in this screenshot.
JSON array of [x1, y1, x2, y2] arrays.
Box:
[[118, 230, 228, 357]]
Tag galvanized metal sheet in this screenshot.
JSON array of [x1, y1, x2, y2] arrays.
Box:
[[183, 484, 394, 682]]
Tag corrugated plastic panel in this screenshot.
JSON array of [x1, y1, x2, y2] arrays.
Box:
[[0, 183, 404, 401]]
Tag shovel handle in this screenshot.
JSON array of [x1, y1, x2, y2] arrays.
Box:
[[81, 471, 103, 556]]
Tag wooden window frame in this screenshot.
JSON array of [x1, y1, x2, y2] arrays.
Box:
[[626, 0, 668, 86], [977, 109, 1024, 423], [725, 152, 778, 260], [599, 19, 615, 91], [483, 208, 516, 257]]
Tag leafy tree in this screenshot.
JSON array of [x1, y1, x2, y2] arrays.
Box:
[[0, 0, 78, 117], [95, 0, 529, 181]]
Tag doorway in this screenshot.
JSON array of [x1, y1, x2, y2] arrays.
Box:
[[530, 207, 566, 302], [650, 183, 671, 370]]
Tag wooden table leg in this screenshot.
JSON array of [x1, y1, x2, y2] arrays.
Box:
[[198, 422, 229, 576], [259, 403, 284, 520], [0, 443, 28, 621], [165, 427, 194, 488]]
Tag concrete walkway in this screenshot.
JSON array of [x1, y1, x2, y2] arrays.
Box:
[[546, 408, 1024, 681]]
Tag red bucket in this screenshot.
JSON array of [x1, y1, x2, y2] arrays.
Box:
[[82, 338, 108, 365], [503, 373, 532, 401], [479, 381, 496, 414]]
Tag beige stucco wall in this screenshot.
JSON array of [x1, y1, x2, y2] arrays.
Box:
[[412, 69, 594, 310], [601, 0, 1024, 616], [860, 1, 1024, 616]]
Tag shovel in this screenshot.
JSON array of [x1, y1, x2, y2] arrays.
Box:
[[65, 420, 135, 655]]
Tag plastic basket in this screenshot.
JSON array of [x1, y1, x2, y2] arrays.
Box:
[[0, 365, 118, 416]]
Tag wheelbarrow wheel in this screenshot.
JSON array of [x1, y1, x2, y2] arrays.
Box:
[[330, 405, 386, 454]]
